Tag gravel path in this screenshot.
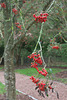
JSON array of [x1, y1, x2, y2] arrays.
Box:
[[0, 71, 67, 100]]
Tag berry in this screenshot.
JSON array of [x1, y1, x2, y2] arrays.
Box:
[[1, 3, 6, 8], [12, 8, 18, 15], [52, 46, 60, 49]]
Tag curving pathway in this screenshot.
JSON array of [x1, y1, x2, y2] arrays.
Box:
[[0, 71, 67, 100]]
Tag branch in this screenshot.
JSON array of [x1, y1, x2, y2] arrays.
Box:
[[26, 21, 35, 30], [23, 6, 34, 17], [39, 41, 47, 68], [43, 0, 54, 11], [11, 33, 25, 50], [19, 0, 24, 9], [0, 30, 4, 38], [0, 56, 4, 64], [33, 22, 44, 52]]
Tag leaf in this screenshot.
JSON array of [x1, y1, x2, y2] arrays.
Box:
[[41, 93, 45, 98], [52, 88, 54, 93], [56, 91, 59, 99], [50, 81, 53, 85], [35, 86, 39, 90], [45, 88, 48, 97], [38, 89, 41, 95], [38, 89, 39, 93]]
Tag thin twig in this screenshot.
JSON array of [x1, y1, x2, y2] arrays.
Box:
[[39, 41, 47, 68]]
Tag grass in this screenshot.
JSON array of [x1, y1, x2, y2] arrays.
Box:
[[0, 82, 19, 95], [15, 67, 67, 76], [0, 66, 4, 70], [0, 82, 6, 94]]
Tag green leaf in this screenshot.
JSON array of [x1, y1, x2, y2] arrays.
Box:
[[35, 86, 39, 90]]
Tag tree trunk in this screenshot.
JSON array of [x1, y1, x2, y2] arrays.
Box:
[[3, 0, 16, 100], [4, 49, 16, 100], [21, 56, 24, 66], [48, 56, 51, 66]]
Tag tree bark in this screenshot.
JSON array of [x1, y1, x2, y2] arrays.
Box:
[[3, 0, 16, 100], [21, 55, 24, 66], [4, 49, 16, 100]]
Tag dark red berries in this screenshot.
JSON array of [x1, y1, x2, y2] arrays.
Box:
[[1, 3, 6, 8], [33, 13, 49, 23]]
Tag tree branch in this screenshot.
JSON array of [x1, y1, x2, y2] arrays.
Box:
[[19, 0, 24, 9], [11, 33, 25, 50], [43, 0, 53, 11], [0, 56, 4, 64]]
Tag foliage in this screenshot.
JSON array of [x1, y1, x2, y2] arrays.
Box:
[[44, 43, 67, 64], [0, 0, 67, 66], [0, 82, 6, 94]]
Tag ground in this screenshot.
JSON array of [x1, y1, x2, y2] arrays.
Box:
[[55, 71, 67, 78], [0, 94, 33, 100], [0, 70, 67, 100]]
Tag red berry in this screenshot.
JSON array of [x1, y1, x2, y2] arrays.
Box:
[[1, 3, 6, 8], [12, 8, 18, 15], [23, 0, 26, 3], [52, 46, 60, 49], [33, 14, 36, 18], [40, 13, 43, 16]]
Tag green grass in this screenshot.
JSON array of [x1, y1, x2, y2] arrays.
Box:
[[0, 82, 6, 94], [15, 67, 67, 76], [0, 67, 4, 70], [0, 82, 19, 95]]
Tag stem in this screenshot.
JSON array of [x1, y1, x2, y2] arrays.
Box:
[[33, 22, 44, 53], [39, 42, 47, 68], [33, 0, 56, 52], [19, 9, 27, 33], [46, 0, 55, 13]]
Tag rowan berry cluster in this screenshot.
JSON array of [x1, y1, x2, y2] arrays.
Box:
[[33, 13, 49, 23], [52, 46, 60, 49], [38, 83, 52, 91], [38, 68, 48, 76], [30, 76, 39, 84], [30, 76, 52, 92], [12, 8, 18, 15], [23, 0, 26, 3], [28, 52, 53, 97], [28, 53, 42, 65], [28, 53, 50, 91], [15, 22, 22, 30], [0, 3, 6, 8], [28, 53, 48, 77]]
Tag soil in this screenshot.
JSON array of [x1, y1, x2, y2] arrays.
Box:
[[55, 71, 67, 78], [0, 93, 33, 100], [47, 66, 67, 69]]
